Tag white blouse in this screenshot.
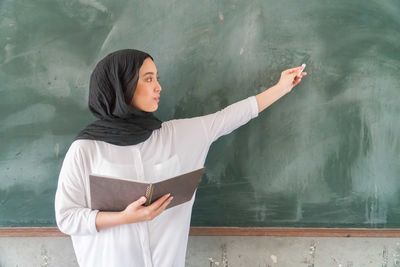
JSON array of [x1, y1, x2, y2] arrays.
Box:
[[55, 96, 259, 267]]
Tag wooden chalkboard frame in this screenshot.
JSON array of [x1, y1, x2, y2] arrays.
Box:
[[1, 227, 400, 237]]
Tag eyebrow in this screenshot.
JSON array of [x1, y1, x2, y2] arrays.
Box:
[[143, 72, 156, 76]]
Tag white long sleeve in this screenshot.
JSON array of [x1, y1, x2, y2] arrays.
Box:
[[199, 96, 259, 143], [55, 143, 99, 236], [163, 96, 259, 173]]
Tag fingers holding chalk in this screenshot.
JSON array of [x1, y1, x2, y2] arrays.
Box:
[[297, 63, 306, 78]]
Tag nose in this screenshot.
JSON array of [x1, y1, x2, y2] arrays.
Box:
[[155, 80, 162, 92]]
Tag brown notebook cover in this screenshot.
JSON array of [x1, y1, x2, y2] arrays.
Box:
[[89, 168, 204, 211]]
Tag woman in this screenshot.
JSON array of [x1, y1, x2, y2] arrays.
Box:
[[55, 49, 306, 267]]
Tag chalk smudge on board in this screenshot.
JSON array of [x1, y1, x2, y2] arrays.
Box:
[[218, 11, 224, 21], [2, 104, 56, 130], [78, 0, 108, 12], [54, 143, 60, 159]]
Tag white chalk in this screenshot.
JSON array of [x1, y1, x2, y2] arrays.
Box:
[[297, 63, 306, 77]]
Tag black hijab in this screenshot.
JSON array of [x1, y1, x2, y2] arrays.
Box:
[[76, 49, 162, 146]]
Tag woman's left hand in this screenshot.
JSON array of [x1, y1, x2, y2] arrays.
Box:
[[275, 65, 307, 94], [256, 65, 308, 112]]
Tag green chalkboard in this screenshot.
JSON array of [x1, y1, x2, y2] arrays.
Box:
[[1, 0, 399, 228]]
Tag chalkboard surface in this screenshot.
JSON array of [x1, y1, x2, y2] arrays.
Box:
[[1, 0, 399, 227]]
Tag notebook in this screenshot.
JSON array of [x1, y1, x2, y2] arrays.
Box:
[[89, 168, 204, 211]]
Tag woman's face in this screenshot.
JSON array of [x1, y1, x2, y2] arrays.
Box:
[[131, 58, 162, 112]]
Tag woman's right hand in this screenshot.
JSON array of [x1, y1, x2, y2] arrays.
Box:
[[120, 194, 174, 224], [95, 194, 173, 231]]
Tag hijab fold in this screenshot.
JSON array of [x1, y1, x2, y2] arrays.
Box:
[[76, 49, 162, 146]]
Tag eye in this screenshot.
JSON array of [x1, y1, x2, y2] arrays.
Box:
[[143, 75, 159, 83]]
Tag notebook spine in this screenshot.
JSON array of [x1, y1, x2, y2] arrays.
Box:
[[145, 184, 154, 206]]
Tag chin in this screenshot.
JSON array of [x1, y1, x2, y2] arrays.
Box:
[[148, 105, 158, 113]]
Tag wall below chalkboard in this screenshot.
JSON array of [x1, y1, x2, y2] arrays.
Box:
[[1, 231, 400, 266]]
